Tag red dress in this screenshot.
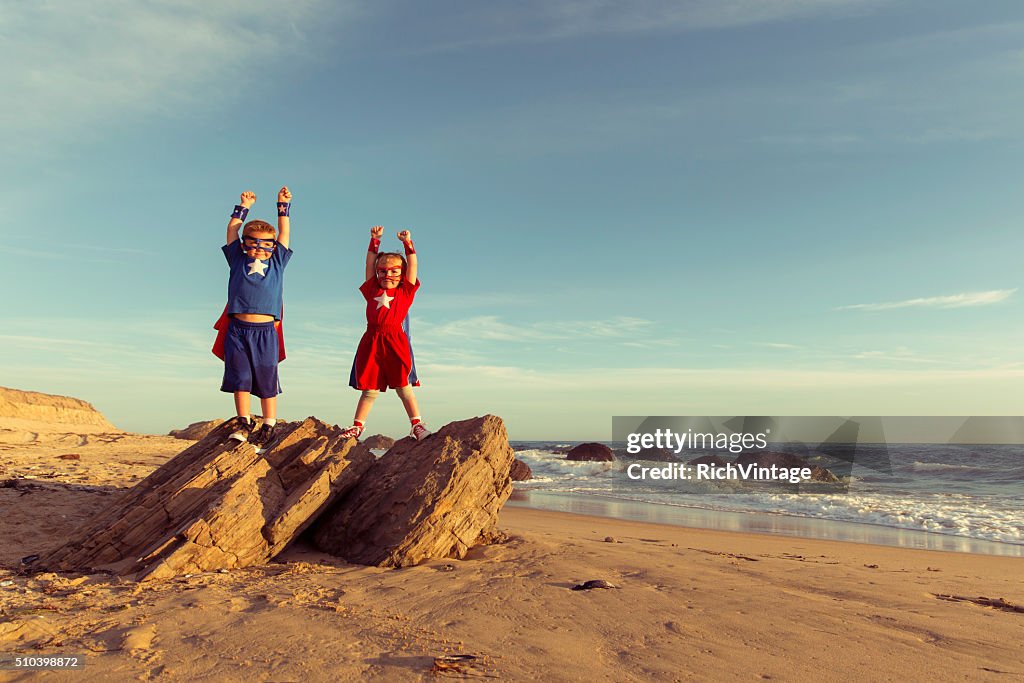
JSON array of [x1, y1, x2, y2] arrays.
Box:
[[348, 277, 421, 391]]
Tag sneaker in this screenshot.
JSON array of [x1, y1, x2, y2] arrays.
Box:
[[410, 423, 431, 441], [339, 424, 364, 440], [227, 416, 253, 442], [249, 422, 276, 447]]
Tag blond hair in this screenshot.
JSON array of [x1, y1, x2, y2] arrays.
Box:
[[242, 220, 276, 238], [375, 252, 407, 271]]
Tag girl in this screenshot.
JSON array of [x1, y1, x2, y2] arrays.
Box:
[[339, 226, 430, 441]]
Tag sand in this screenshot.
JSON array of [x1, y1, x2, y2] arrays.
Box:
[[1, 428, 1022, 681]]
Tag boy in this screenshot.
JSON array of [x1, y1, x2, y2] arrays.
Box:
[[219, 186, 293, 445]]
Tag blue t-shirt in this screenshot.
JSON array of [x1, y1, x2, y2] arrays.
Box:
[[223, 241, 293, 318]]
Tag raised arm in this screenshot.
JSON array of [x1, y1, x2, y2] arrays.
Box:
[[276, 186, 291, 249], [366, 225, 383, 281], [398, 230, 417, 284], [227, 191, 256, 245]]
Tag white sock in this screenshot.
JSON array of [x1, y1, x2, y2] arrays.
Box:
[[263, 419, 277, 427]]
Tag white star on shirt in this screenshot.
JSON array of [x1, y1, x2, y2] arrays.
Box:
[[373, 291, 394, 309], [247, 259, 268, 276]]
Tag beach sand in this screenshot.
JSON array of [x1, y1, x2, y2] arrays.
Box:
[[1, 429, 1021, 681]]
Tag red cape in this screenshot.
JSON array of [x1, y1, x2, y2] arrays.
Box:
[[212, 306, 286, 362]]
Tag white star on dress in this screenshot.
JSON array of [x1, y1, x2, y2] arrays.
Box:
[[373, 291, 394, 309], [247, 259, 268, 277]]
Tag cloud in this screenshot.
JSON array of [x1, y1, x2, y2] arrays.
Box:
[[838, 289, 1016, 311], [0, 1, 352, 149], [418, 315, 658, 343], [5, 247, 124, 265], [6, 242, 154, 264], [409, 0, 891, 52], [0, 334, 133, 351], [416, 292, 534, 312], [422, 362, 1024, 394], [852, 350, 947, 365], [758, 133, 862, 148]]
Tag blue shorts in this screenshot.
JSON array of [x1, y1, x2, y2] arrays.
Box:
[[220, 319, 281, 399]]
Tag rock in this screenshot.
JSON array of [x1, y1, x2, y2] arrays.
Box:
[[312, 415, 514, 568], [735, 451, 810, 469], [363, 434, 395, 450], [34, 418, 374, 580], [571, 579, 618, 590], [57, 454, 81, 461], [808, 465, 840, 483], [687, 454, 728, 467], [735, 451, 840, 482], [168, 419, 224, 441], [565, 443, 614, 462], [603, 536, 616, 543], [0, 386, 118, 432], [432, 654, 483, 675], [614, 446, 677, 462], [510, 458, 533, 481]]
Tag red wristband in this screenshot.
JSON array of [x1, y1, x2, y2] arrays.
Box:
[[368, 237, 380, 254], [403, 240, 415, 255]]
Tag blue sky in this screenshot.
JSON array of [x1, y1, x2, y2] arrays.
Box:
[[2, 1, 1022, 439]]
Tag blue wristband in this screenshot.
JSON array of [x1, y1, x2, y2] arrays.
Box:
[[231, 205, 249, 221], [277, 202, 291, 217]]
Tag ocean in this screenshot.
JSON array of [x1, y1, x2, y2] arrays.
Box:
[[508, 441, 1024, 556]]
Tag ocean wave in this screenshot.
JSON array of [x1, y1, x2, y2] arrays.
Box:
[[512, 447, 1024, 545], [908, 461, 978, 471], [761, 493, 1023, 545], [515, 449, 616, 484], [902, 461, 998, 478], [602, 490, 1024, 546]]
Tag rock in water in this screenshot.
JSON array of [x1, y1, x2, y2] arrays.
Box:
[[808, 465, 840, 483], [735, 451, 840, 482], [510, 458, 533, 481], [687, 454, 728, 467], [34, 418, 374, 580], [363, 434, 396, 450], [614, 446, 677, 462], [565, 442, 614, 462], [735, 451, 810, 469], [312, 415, 514, 568]]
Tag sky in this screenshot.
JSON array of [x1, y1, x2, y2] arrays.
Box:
[[2, 0, 1023, 440]]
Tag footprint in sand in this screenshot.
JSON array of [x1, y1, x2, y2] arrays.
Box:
[[122, 623, 156, 652], [227, 596, 252, 612], [0, 616, 60, 647]]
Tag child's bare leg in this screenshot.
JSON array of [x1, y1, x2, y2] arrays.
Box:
[[340, 391, 378, 439], [260, 396, 277, 421], [229, 391, 255, 441], [394, 385, 421, 420], [353, 390, 378, 423], [233, 391, 251, 417], [249, 396, 279, 446], [396, 386, 430, 439]]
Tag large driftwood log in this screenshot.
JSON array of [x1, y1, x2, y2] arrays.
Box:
[[312, 415, 514, 568], [36, 418, 374, 580]]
